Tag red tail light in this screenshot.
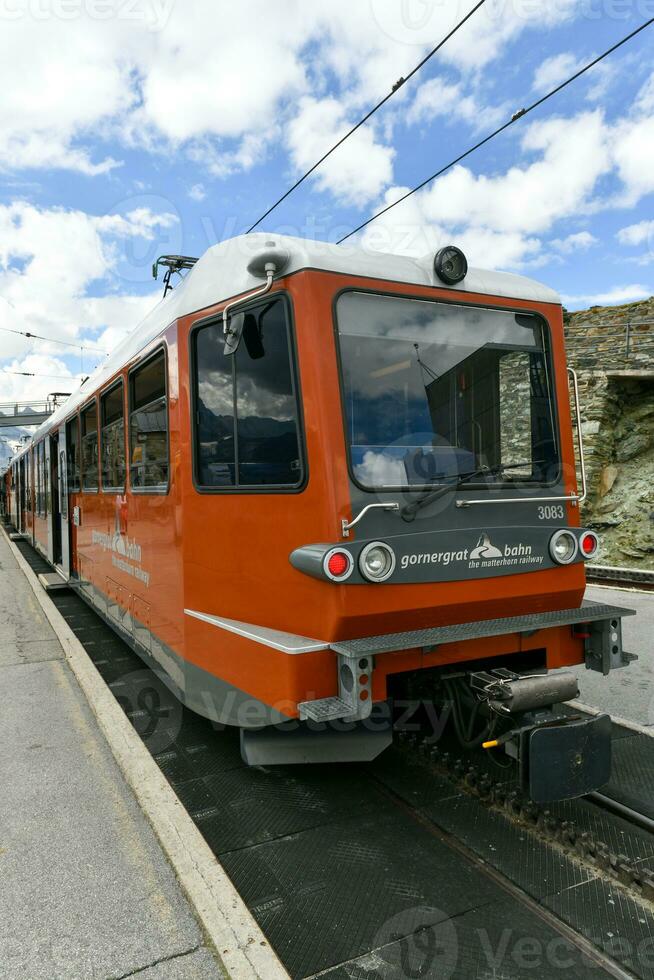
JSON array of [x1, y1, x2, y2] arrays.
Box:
[[580, 532, 599, 558], [328, 552, 349, 576], [323, 549, 354, 582]]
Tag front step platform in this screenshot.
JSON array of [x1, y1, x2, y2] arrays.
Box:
[[38, 571, 70, 593], [298, 696, 353, 723], [9, 532, 24, 541], [331, 599, 636, 657]]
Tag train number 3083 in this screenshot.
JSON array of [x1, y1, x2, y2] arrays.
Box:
[[537, 505, 565, 520]]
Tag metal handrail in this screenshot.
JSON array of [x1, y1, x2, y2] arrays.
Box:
[[341, 502, 400, 538]]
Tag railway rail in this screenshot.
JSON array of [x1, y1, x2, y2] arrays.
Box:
[[587, 564, 654, 592], [9, 530, 654, 980]]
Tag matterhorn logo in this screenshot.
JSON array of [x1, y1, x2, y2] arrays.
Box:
[[470, 533, 503, 560]]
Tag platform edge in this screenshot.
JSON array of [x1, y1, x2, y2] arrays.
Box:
[[5, 532, 290, 980], [569, 698, 654, 737]]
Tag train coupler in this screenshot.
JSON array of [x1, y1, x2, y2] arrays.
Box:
[[470, 668, 611, 803]]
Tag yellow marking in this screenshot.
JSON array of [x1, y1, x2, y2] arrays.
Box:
[[482, 739, 499, 749]]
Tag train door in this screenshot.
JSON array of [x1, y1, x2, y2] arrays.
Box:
[[49, 431, 62, 568], [44, 436, 53, 562], [11, 463, 18, 527], [57, 424, 70, 577], [18, 457, 26, 533]]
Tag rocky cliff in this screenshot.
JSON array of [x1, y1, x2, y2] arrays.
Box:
[[564, 297, 654, 569]]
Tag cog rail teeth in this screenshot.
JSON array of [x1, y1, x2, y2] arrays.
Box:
[[398, 731, 654, 905]]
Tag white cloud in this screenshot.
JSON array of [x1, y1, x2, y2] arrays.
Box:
[[410, 112, 611, 236], [406, 76, 506, 131], [361, 184, 541, 269], [0, 202, 171, 399], [0, 14, 136, 174], [635, 72, 654, 114], [287, 97, 395, 206], [360, 111, 610, 264], [188, 183, 207, 202], [616, 220, 654, 246], [550, 231, 598, 253], [0, 352, 79, 403], [612, 115, 654, 206], [0, 0, 587, 179], [359, 93, 654, 274], [561, 284, 652, 308], [533, 53, 584, 95]]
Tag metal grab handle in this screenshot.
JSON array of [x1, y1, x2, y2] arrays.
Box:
[[341, 502, 400, 538], [456, 367, 587, 510], [567, 366, 587, 505]]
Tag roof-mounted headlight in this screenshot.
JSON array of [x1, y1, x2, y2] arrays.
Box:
[[434, 245, 468, 285]]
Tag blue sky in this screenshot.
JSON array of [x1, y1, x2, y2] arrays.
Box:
[[0, 0, 653, 405]]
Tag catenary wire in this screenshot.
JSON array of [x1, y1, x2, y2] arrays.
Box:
[[245, 0, 488, 233], [1, 370, 84, 381], [0, 324, 107, 354], [337, 17, 654, 244]]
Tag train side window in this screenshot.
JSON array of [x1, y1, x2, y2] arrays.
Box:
[[38, 441, 48, 514], [193, 297, 303, 490], [81, 400, 99, 491], [101, 381, 126, 491], [129, 350, 168, 491], [66, 416, 80, 491]]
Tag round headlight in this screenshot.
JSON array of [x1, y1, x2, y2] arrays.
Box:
[[549, 529, 578, 565], [434, 245, 468, 285], [359, 541, 396, 582]]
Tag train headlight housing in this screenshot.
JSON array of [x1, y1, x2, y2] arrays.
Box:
[[323, 548, 354, 582], [549, 529, 578, 565], [359, 542, 396, 582], [580, 531, 599, 559], [434, 245, 468, 285]]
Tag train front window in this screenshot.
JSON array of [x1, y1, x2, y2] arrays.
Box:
[[336, 292, 559, 490]]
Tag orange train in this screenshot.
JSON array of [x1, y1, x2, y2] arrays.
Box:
[[3, 234, 635, 802]]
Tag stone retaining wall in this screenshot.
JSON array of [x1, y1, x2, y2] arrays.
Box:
[[564, 297, 654, 568]]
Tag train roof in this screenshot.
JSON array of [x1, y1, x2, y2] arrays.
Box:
[[20, 232, 561, 452]]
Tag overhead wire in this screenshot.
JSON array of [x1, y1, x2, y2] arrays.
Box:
[[337, 17, 654, 243], [245, 0, 488, 232], [0, 324, 107, 354], [1, 370, 82, 381]]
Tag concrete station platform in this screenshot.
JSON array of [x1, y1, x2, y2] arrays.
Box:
[[0, 529, 226, 980]]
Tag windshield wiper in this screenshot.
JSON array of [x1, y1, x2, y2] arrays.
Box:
[[400, 461, 535, 522]]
